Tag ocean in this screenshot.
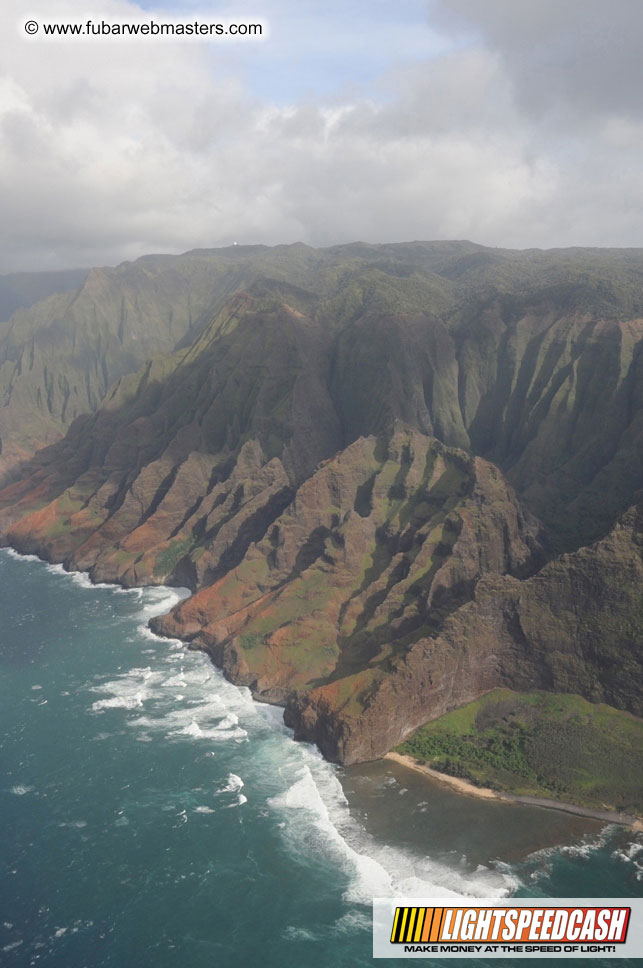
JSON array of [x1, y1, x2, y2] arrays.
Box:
[[1, 548, 641, 967]]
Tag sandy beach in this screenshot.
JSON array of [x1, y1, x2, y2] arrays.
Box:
[[385, 752, 643, 830]]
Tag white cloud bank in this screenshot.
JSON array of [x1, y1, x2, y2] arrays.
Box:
[[1, 0, 642, 270]]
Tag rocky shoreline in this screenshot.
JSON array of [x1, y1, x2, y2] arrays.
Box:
[[3, 542, 642, 829]]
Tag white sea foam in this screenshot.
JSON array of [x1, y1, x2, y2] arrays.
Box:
[[137, 623, 183, 647], [132, 635, 515, 902], [221, 773, 244, 793], [525, 829, 643, 884], [164, 673, 187, 688], [102, 650, 253, 743], [92, 694, 146, 711], [611, 838, 643, 880], [10, 785, 34, 796], [256, 703, 287, 728], [331, 909, 372, 935], [283, 925, 320, 942], [45, 563, 67, 576], [89, 666, 167, 712], [557, 826, 613, 859], [139, 587, 190, 621], [284, 908, 371, 941], [524, 825, 618, 884], [124, 685, 247, 739], [5, 548, 191, 639], [267, 743, 517, 905], [174, 720, 247, 741], [611, 839, 643, 863], [3, 548, 39, 561], [68, 570, 112, 590], [2, 549, 154, 609], [73, 580, 517, 909]]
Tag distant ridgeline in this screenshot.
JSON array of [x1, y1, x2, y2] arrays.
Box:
[[1, 241, 643, 767], [0, 268, 88, 324]]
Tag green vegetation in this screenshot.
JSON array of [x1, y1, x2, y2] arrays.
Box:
[[4, 242, 643, 770], [4, 241, 643, 555], [398, 689, 643, 815], [154, 538, 193, 577]]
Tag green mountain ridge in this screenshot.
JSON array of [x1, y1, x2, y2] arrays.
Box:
[[0, 268, 89, 323], [1, 240, 643, 766]]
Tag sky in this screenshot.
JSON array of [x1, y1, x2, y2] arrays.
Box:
[[2, 0, 643, 271]]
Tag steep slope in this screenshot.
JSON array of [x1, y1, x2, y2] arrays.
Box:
[[0, 243, 324, 478], [455, 302, 643, 550], [5, 240, 643, 554], [0, 268, 88, 323], [2, 241, 643, 765], [285, 504, 643, 763], [329, 283, 643, 551], [151, 428, 543, 702], [0, 290, 342, 583]]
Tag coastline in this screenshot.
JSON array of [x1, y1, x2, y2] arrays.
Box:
[[12, 544, 614, 943], [3, 546, 642, 836], [385, 752, 643, 831]]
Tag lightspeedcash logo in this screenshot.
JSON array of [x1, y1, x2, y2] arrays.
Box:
[[390, 905, 629, 945], [373, 898, 643, 959]]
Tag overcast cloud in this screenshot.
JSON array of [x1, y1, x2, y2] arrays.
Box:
[[1, 0, 643, 270]]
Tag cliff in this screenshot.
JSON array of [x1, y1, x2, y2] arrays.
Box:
[[1, 241, 643, 764], [284, 505, 643, 763], [150, 429, 543, 704]]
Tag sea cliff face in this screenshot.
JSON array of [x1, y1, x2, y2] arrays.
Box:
[[2, 241, 643, 764], [149, 429, 543, 704], [283, 506, 643, 763]]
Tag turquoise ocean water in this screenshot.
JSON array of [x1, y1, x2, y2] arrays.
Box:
[[1, 549, 641, 967]]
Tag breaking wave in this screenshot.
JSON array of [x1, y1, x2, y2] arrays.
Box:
[[6, 549, 519, 911], [267, 756, 515, 905], [86, 593, 515, 906]]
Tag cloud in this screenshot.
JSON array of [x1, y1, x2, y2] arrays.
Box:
[[0, 0, 642, 270], [430, 0, 643, 125]]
